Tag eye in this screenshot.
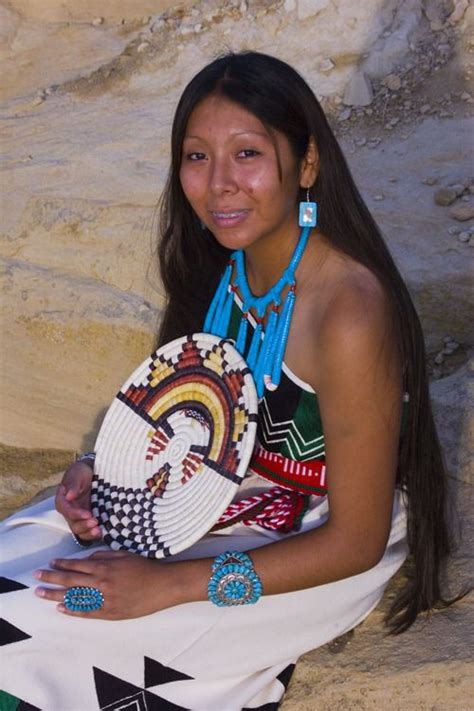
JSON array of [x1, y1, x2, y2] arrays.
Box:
[[185, 152, 207, 161], [237, 149, 261, 158]]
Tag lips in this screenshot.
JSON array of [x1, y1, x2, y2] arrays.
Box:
[[208, 209, 250, 227], [212, 211, 245, 218], [210, 208, 249, 216]]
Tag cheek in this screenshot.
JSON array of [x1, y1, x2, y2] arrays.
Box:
[[179, 168, 202, 208], [242, 163, 278, 199], [245, 156, 298, 206]]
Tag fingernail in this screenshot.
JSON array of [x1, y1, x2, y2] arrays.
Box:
[[50, 559, 57, 567], [57, 604, 66, 613], [35, 587, 45, 597], [33, 570, 42, 579]]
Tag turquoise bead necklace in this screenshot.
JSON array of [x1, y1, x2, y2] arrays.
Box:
[[204, 225, 311, 399]]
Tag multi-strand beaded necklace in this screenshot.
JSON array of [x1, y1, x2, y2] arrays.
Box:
[[204, 225, 311, 398]]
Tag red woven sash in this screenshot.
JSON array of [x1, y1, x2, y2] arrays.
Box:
[[212, 446, 327, 533], [250, 446, 327, 496]]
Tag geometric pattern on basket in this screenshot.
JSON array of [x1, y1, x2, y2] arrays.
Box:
[[91, 334, 258, 558]]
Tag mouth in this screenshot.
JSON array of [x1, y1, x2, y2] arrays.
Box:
[[208, 209, 250, 227]]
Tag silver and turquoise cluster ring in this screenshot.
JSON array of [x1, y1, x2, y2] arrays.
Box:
[[63, 586, 104, 613]]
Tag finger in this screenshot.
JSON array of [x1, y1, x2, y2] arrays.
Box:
[[61, 475, 84, 498], [35, 588, 107, 619], [88, 550, 129, 560], [57, 603, 107, 619], [57, 497, 92, 522], [63, 478, 91, 503], [68, 510, 95, 524], [70, 528, 102, 542], [33, 568, 92, 587], [49, 557, 103, 575], [65, 486, 83, 502], [70, 519, 101, 538], [35, 585, 66, 604], [63, 491, 94, 513]]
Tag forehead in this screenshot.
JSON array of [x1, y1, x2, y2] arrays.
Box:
[[184, 95, 269, 139]]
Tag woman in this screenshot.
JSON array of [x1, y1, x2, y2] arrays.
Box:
[[0, 52, 454, 710]]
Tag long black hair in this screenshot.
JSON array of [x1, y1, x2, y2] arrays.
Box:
[[157, 51, 457, 633]]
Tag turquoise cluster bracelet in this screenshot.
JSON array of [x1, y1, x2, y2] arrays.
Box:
[[208, 551, 263, 606]]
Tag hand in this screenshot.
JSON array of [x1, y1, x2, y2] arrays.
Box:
[[33, 551, 185, 619], [55, 461, 101, 542]]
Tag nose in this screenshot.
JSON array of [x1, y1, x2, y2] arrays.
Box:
[[208, 156, 238, 196]]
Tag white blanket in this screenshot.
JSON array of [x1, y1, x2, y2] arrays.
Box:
[[0, 489, 408, 710]]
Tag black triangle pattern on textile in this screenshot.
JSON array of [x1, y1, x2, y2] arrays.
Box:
[[242, 663, 296, 710], [18, 700, 41, 711], [0, 577, 28, 593], [0, 618, 31, 646], [93, 666, 189, 711], [276, 663, 296, 689], [144, 656, 194, 687], [94, 667, 139, 708]]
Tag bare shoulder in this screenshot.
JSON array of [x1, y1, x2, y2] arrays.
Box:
[[298, 236, 394, 347], [316, 260, 401, 401], [318, 262, 393, 348], [290, 238, 399, 392]]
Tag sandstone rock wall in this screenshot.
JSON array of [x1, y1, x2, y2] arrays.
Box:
[[1, 0, 472, 453], [1, 1, 473, 708]]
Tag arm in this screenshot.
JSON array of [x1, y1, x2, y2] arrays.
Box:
[[178, 277, 403, 598], [36, 279, 402, 617]]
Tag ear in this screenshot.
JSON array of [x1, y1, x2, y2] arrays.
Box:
[[299, 136, 319, 189]]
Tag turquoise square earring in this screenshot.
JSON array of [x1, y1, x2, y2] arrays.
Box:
[[298, 188, 318, 227]]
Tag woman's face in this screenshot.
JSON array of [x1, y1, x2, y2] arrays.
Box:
[[179, 94, 304, 252]]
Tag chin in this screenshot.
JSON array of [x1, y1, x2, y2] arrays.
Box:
[[209, 230, 257, 252]]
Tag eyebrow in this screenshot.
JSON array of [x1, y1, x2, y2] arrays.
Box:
[[183, 130, 271, 140]]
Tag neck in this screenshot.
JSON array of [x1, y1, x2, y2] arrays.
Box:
[[243, 224, 301, 296]]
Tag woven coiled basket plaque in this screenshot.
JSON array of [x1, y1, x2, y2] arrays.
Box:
[[91, 333, 258, 558]]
